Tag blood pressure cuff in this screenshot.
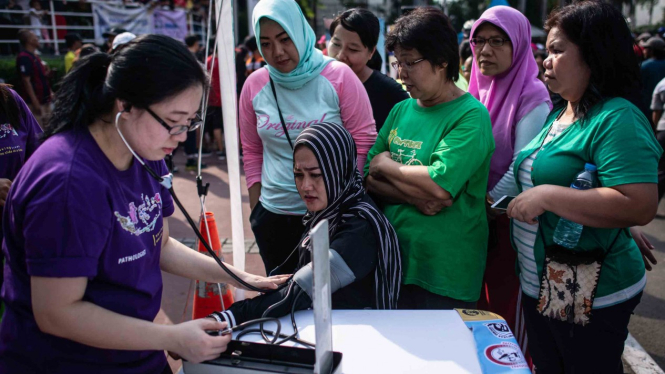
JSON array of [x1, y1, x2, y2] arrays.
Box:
[[293, 249, 356, 300], [210, 249, 355, 329]]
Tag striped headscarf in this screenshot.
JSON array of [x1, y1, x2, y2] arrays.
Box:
[[293, 122, 401, 309]]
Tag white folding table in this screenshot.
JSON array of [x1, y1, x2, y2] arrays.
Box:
[[184, 309, 484, 374]]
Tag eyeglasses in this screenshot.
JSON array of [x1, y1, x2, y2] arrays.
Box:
[[146, 107, 203, 135], [391, 58, 426, 72], [470, 37, 510, 48]]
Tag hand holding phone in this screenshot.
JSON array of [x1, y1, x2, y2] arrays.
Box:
[[490, 196, 515, 211]]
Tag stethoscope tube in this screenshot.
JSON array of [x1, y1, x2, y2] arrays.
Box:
[[169, 185, 289, 293]]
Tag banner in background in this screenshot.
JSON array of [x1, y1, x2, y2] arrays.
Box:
[[153, 8, 188, 41], [92, 3, 151, 45]]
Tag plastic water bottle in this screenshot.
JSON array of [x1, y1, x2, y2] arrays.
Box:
[[553, 163, 598, 249]]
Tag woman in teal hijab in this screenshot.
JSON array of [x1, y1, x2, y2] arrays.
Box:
[[240, 0, 377, 276], [252, 0, 332, 89]]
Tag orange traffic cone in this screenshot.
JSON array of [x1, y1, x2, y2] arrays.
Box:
[[192, 212, 235, 319]]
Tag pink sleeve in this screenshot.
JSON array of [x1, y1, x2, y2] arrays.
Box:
[[322, 62, 377, 171], [239, 69, 268, 188]]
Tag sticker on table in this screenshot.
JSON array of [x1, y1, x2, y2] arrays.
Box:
[[485, 342, 529, 369], [484, 322, 514, 339]]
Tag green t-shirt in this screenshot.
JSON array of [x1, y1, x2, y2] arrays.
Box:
[[513, 97, 663, 304], [365, 94, 495, 302]]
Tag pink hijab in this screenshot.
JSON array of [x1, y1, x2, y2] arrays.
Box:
[[468, 6, 552, 191]]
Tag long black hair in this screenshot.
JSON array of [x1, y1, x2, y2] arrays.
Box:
[[44, 34, 207, 140], [545, 1, 641, 120], [0, 84, 21, 130]]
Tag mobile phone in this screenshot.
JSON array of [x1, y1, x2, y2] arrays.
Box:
[[491, 195, 516, 211]]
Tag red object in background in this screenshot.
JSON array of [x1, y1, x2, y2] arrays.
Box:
[[206, 56, 222, 108], [55, 15, 67, 40], [192, 212, 235, 320]]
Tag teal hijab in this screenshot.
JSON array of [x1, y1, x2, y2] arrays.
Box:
[[252, 0, 333, 90]]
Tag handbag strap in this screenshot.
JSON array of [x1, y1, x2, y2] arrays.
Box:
[[269, 77, 294, 150], [537, 216, 623, 253]]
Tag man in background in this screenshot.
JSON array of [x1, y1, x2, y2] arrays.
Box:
[[101, 27, 127, 53], [16, 29, 51, 126], [640, 37, 665, 122], [185, 34, 204, 63]]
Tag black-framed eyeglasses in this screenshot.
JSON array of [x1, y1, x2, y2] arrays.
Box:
[[391, 58, 426, 72], [470, 37, 510, 48], [146, 107, 203, 135]]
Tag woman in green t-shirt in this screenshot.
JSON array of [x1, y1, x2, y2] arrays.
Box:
[[365, 8, 495, 309], [506, 3, 662, 373]]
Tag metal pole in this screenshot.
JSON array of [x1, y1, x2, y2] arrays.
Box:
[[188, 11, 193, 35], [518, 0, 526, 13], [233, 0, 239, 46], [215, 0, 246, 301], [541, 0, 548, 25], [312, 0, 317, 37], [49, 0, 59, 55]]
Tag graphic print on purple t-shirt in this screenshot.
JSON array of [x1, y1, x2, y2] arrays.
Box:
[[0, 123, 19, 138], [115, 192, 164, 236]]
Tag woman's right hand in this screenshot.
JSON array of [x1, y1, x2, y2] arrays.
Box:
[[629, 227, 658, 271], [167, 319, 231, 364]]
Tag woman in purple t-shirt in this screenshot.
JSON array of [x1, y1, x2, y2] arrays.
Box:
[[0, 35, 288, 374], [0, 84, 43, 316]]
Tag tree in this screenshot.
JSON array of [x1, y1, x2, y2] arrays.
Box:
[[447, 0, 485, 31], [637, 0, 658, 25]]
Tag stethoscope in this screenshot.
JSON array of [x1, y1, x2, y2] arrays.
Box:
[[114, 111, 289, 293]]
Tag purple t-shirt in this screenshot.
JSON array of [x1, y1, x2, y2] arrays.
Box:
[[0, 88, 42, 241], [0, 128, 174, 374], [0, 88, 41, 180]]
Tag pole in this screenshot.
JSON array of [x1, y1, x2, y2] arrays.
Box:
[[541, 0, 548, 25], [49, 0, 59, 55], [518, 0, 526, 13], [247, 0, 257, 36], [312, 0, 317, 37], [188, 11, 193, 36], [214, 0, 246, 301], [233, 0, 239, 46]]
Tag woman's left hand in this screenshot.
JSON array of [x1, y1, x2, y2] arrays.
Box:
[[369, 151, 392, 177], [233, 273, 291, 291], [507, 186, 550, 225]]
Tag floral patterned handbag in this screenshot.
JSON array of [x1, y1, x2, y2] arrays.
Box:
[[536, 223, 621, 326]]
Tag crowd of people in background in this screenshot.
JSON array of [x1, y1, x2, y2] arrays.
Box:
[[0, 0, 663, 373]]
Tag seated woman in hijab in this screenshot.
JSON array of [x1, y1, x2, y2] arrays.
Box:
[[209, 122, 402, 328]]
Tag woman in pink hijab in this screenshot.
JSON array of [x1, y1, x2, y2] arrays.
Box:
[[468, 6, 552, 364]]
